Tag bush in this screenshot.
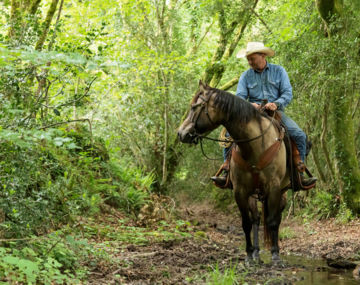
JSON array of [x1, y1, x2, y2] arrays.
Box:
[[0, 126, 155, 237]]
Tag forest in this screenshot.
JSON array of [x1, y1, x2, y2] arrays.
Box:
[[0, 0, 359, 283]]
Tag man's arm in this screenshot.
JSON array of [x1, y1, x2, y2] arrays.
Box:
[[273, 66, 292, 109], [235, 72, 248, 100], [236, 71, 261, 109]]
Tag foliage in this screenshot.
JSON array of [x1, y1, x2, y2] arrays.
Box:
[[0, 0, 360, 281], [279, 226, 296, 240], [0, 124, 155, 237], [302, 190, 340, 219], [0, 231, 94, 284], [206, 264, 247, 285]]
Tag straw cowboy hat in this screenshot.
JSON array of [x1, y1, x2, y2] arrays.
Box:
[[236, 42, 275, 58]]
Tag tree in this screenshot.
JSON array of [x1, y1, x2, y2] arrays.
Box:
[[314, 0, 360, 214]]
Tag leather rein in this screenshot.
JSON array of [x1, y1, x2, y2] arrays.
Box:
[[189, 92, 278, 160], [190, 92, 285, 196]]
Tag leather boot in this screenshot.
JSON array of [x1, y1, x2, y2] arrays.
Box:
[[211, 170, 229, 187], [300, 173, 317, 187]]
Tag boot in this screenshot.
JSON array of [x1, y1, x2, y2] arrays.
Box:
[[211, 170, 229, 187], [300, 172, 317, 187]]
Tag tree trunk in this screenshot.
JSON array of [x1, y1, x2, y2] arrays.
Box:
[[331, 91, 360, 213], [320, 103, 335, 179], [35, 0, 59, 51], [29, 0, 42, 14], [203, 0, 259, 87], [316, 0, 360, 215], [8, 0, 21, 40], [310, 140, 327, 183]]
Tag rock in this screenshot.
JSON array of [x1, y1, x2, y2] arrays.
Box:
[[325, 257, 357, 269]]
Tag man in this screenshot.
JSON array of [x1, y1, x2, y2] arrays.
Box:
[[211, 42, 317, 187]]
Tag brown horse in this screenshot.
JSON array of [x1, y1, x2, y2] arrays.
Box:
[[178, 81, 289, 263]]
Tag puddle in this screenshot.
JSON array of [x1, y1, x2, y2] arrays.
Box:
[[282, 254, 358, 285]]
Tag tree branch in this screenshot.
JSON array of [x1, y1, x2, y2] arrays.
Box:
[[38, 119, 93, 144], [8, 0, 21, 39], [48, 0, 64, 51], [35, 0, 59, 51], [249, 6, 272, 34], [219, 77, 239, 91], [187, 19, 215, 56], [320, 103, 335, 178], [29, 0, 42, 14]]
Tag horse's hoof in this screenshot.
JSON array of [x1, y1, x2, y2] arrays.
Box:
[[271, 253, 282, 265], [245, 255, 254, 266], [252, 250, 262, 264]]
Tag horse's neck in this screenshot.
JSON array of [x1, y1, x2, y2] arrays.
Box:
[[224, 117, 270, 158]]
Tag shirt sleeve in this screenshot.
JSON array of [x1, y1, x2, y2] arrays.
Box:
[[273, 67, 292, 109], [235, 72, 248, 100]]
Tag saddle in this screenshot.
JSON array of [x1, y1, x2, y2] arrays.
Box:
[[213, 110, 316, 192]]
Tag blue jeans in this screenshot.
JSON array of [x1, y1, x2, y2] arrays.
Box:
[[223, 111, 306, 162]]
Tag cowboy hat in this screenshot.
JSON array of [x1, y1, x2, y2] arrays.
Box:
[[236, 42, 275, 58]]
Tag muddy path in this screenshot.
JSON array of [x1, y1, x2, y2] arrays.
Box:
[[87, 202, 360, 284]]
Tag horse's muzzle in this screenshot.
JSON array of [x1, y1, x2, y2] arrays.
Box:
[[177, 130, 199, 144]]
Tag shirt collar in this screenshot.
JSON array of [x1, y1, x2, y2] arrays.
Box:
[[254, 61, 269, 73]]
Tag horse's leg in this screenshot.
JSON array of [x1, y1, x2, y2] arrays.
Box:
[[265, 190, 283, 263], [235, 191, 253, 262], [249, 197, 261, 262]]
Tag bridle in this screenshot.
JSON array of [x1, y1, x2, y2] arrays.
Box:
[[189, 92, 275, 143], [189, 92, 215, 128], [188, 91, 277, 160]]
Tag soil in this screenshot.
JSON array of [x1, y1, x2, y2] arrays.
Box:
[[281, 218, 360, 261], [88, 201, 360, 284]]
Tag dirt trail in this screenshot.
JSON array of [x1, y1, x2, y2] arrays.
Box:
[[88, 222, 245, 284], [281, 218, 360, 261], [88, 202, 360, 284]]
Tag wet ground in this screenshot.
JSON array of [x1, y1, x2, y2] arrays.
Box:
[[88, 225, 359, 284], [87, 202, 360, 284]]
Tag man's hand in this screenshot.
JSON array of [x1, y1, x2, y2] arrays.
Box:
[[251, 103, 261, 109], [264, 102, 278, 111]]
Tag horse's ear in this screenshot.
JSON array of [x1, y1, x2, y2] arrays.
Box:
[[199, 80, 207, 92]]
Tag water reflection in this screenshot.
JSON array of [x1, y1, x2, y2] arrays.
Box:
[[282, 255, 358, 285]]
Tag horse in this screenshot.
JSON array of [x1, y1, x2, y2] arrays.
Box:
[[177, 81, 289, 263]]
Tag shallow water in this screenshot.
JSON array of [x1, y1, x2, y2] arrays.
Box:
[[253, 251, 358, 285], [282, 254, 358, 285]]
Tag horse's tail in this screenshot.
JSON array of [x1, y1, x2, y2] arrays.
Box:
[[262, 200, 271, 249]]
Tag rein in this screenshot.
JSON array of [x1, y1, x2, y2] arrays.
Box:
[[194, 102, 276, 161], [198, 111, 275, 145], [190, 91, 276, 160], [197, 112, 276, 161]]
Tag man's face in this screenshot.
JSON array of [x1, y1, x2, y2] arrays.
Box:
[[246, 53, 266, 71]]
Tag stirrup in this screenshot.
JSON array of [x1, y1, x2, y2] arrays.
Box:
[[295, 168, 317, 191], [212, 164, 232, 189]]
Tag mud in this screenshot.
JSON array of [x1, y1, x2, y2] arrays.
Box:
[[87, 202, 360, 284], [88, 228, 245, 284]]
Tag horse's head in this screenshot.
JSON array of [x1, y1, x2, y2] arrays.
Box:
[[178, 81, 222, 144]]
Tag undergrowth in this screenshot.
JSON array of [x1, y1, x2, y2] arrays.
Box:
[[0, 214, 194, 283], [0, 124, 178, 282], [0, 126, 153, 238]]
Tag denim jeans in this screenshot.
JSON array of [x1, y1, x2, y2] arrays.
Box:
[[223, 111, 306, 162]]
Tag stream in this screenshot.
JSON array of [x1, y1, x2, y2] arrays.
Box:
[[258, 253, 359, 285], [284, 255, 358, 285]]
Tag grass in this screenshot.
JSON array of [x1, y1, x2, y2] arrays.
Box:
[[206, 264, 248, 285], [279, 226, 296, 240]]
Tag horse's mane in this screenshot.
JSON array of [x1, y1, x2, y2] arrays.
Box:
[[209, 87, 262, 125]]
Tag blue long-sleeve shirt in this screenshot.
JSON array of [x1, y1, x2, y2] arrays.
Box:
[[235, 62, 292, 110]]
